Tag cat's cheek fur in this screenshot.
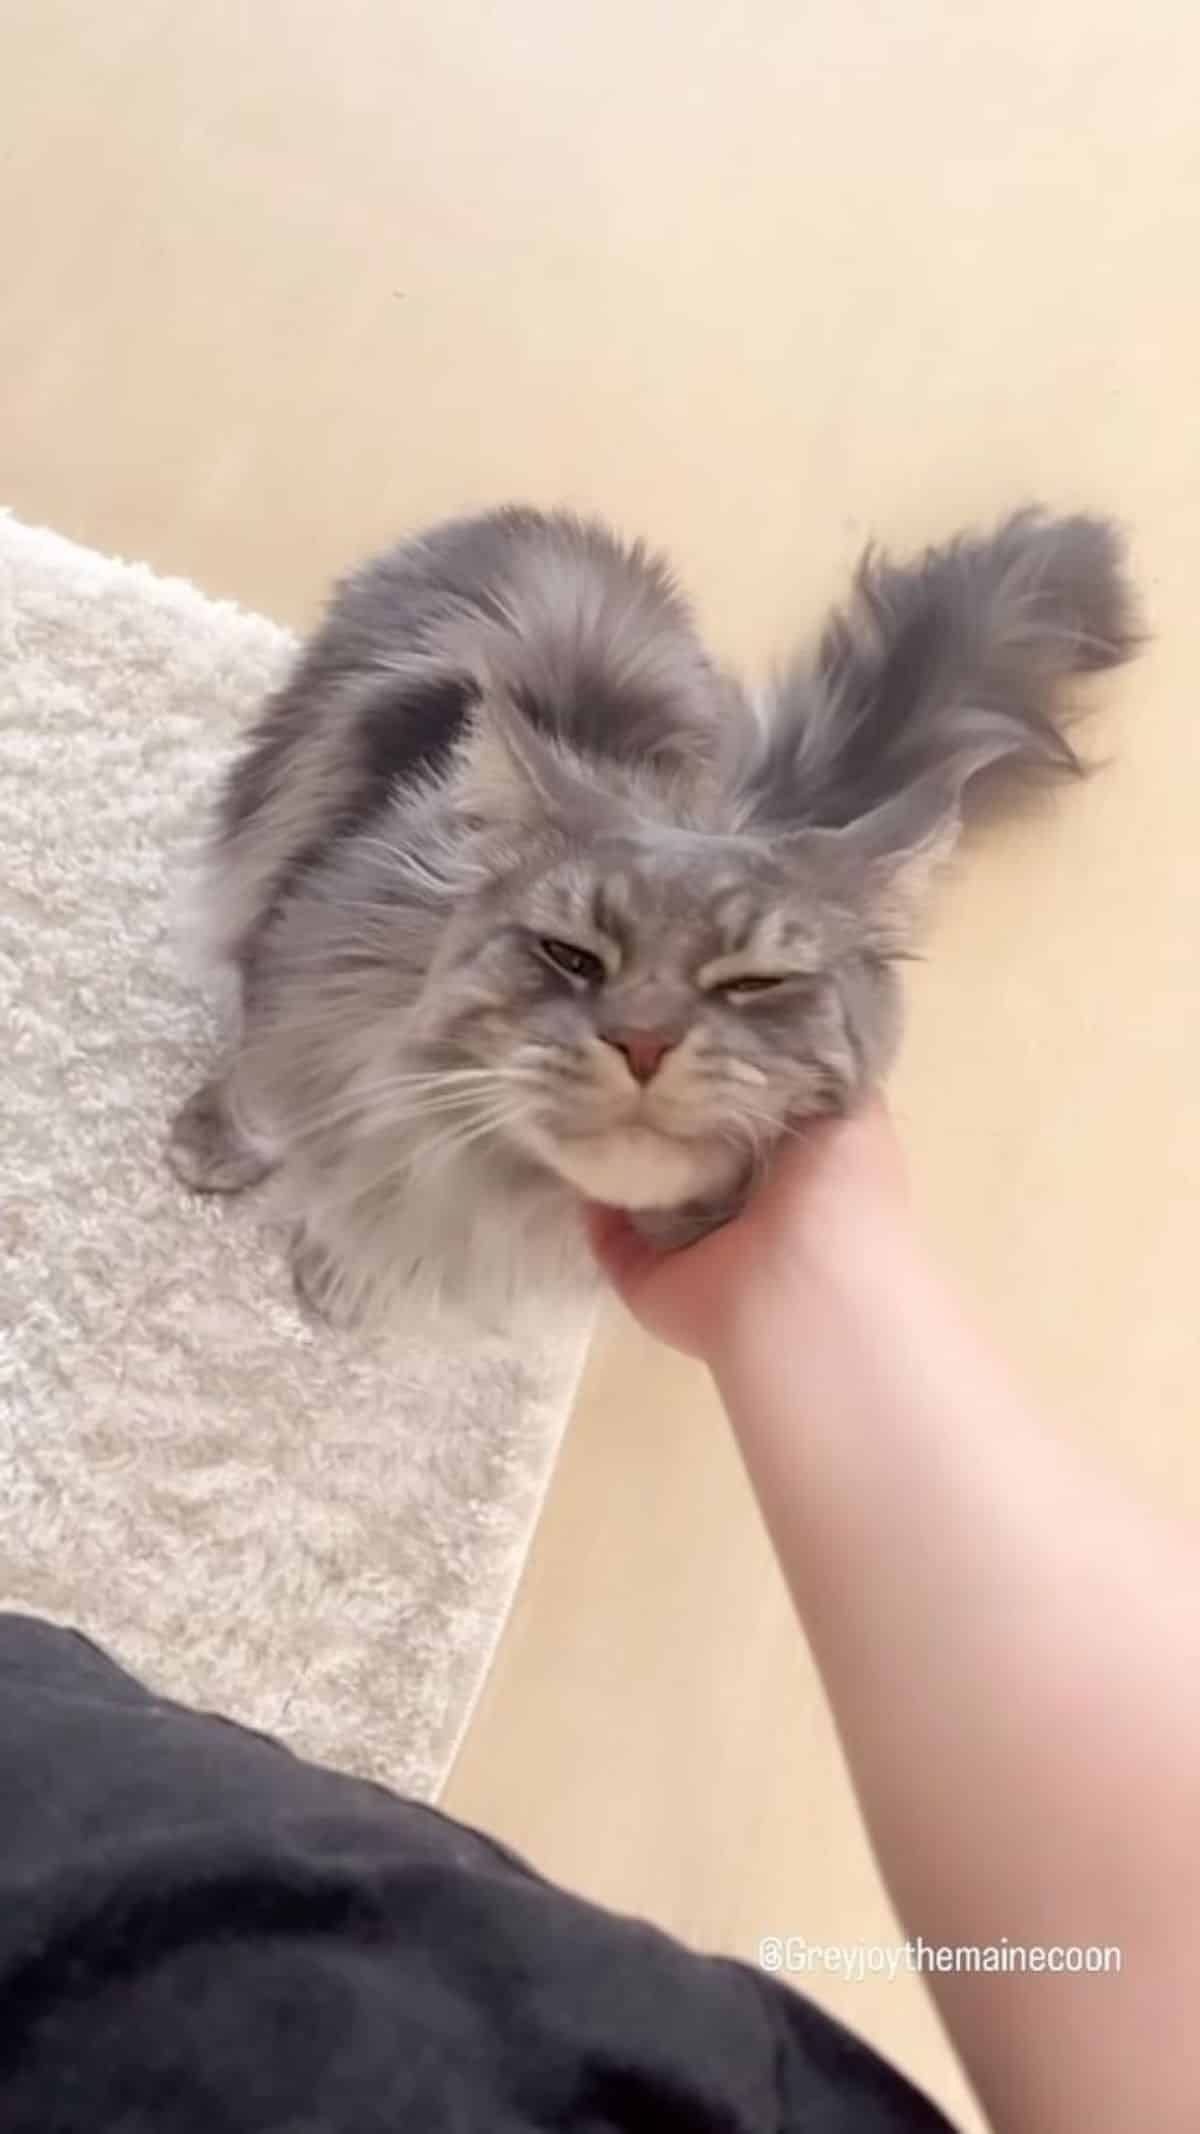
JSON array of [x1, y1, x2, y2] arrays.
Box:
[[526, 1124, 743, 1209]]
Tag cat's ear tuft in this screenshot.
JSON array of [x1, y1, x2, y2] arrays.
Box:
[[453, 690, 601, 830], [798, 767, 962, 947], [846, 772, 963, 944], [743, 508, 1141, 835]]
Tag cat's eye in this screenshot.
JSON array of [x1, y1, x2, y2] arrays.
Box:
[[538, 937, 607, 985], [718, 974, 788, 999]]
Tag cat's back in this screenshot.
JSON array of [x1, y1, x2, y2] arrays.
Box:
[[208, 506, 710, 967], [332, 505, 692, 663]]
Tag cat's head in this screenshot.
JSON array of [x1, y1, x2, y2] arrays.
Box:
[[411, 801, 931, 1210], [379, 507, 1137, 1214]]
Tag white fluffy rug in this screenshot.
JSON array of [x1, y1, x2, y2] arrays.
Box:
[[0, 515, 586, 1798]]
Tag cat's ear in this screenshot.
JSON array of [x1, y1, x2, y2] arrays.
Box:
[[454, 712, 554, 828], [455, 677, 721, 834], [454, 690, 615, 831], [839, 771, 962, 944], [741, 509, 1139, 835], [792, 767, 963, 947]]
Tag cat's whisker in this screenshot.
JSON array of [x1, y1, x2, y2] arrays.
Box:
[[291, 1094, 526, 1146], [270, 1068, 539, 1139], [264, 1084, 477, 1136], [288, 1092, 488, 1141], [276, 1067, 519, 1102], [379, 1103, 536, 1183], [720, 1102, 810, 1146], [406, 1124, 522, 1176], [303, 1101, 535, 1219], [295, 1072, 529, 1118]]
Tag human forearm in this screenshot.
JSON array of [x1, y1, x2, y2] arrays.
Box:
[[713, 1224, 1200, 2133]]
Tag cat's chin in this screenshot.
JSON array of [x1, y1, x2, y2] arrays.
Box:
[[529, 1123, 741, 1211]]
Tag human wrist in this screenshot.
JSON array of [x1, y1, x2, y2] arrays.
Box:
[[705, 1192, 922, 1386]]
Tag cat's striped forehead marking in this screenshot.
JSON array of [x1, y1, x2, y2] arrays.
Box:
[[534, 861, 831, 977], [587, 866, 753, 970], [704, 891, 825, 968], [589, 872, 636, 960], [522, 862, 615, 937]]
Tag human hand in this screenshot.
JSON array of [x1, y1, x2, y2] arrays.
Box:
[[585, 1097, 910, 1365]]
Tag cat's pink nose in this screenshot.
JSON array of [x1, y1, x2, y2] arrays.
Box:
[[601, 1028, 679, 1085]]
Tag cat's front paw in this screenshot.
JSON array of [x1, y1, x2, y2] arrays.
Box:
[[167, 1080, 273, 1194]]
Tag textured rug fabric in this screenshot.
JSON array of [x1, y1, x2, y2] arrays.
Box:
[[0, 514, 586, 1798]]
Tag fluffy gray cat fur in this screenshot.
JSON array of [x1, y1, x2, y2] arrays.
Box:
[[169, 505, 1138, 1329]]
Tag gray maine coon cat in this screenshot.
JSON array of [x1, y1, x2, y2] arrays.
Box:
[[169, 505, 1137, 1327]]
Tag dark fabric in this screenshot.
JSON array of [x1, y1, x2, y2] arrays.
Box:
[[0, 1615, 958, 2132]]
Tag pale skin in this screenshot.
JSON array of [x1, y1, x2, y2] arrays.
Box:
[[589, 1100, 1200, 2134]]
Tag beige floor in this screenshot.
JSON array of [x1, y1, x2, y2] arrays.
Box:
[[6, 5, 1200, 2126]]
